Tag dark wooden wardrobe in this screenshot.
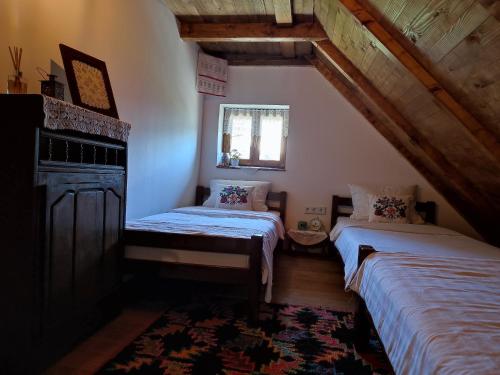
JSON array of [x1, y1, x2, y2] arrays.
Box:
[[0, 95, 129, 374]]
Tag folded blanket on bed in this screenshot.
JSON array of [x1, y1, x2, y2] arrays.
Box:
[[126, 206, 285, 303]]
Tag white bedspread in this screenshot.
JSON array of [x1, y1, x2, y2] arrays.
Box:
[[126, 206, 285, 302], [330, 218, 500, 287], [351, 253, 500, 375]]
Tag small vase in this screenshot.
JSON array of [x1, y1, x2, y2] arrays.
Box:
[[7, 74, 28, 94], [230, 159, 239, 167], [220, 152, 230, 167]]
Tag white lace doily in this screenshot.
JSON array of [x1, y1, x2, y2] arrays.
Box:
[[42, 95, 131, 142]]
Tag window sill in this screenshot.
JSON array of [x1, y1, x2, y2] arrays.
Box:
[[216, 165, 286, 172]]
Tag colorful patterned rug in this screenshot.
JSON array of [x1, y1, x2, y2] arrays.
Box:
[[98, 297, 388, 374]]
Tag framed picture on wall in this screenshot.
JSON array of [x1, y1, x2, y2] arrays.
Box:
[[59, 44, 119, 118]]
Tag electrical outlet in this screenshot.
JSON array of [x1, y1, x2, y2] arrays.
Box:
[[305, 206, 327, 215], [316, 207, 327, 215]]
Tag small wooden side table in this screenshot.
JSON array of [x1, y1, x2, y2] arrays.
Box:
[[285, 229, 330, 256]]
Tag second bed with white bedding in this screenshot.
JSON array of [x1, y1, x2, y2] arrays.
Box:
[[125, 206, 285, 302], [351, 253, 500, 375], [330, 217, 500, 374]]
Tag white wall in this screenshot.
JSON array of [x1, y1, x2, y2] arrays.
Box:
[[199, 66, 479, 238], [1, 0, 203, 219]]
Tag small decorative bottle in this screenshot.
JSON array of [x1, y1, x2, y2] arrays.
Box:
[[7, 71, 28, 94]]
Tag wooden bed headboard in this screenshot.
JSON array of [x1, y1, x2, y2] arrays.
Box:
[[195, 185, 288, 223], [331, 195, 436, 229]]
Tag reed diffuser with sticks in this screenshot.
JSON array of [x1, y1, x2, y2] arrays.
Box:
[[7, 46, 28, 94]]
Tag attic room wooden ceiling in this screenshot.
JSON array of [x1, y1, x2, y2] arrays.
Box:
[[163, 0, 500, 245]]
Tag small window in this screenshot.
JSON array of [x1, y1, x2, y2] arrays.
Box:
[[218, 104, 289, 169]]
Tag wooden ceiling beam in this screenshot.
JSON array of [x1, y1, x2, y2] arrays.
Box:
[[280, 42, 296, 58], [338, 0, 500, 161], [226, 54, 311, 66], [478, 0, 500, 21], [179, 21, 327, 42], [310, 57, 427, 173], [312, 40, 490, 212], [311, 52, 498, 244], [310, 55, 478, 221]]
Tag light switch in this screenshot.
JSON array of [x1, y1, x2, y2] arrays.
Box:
[[305, 206, 327, 215]]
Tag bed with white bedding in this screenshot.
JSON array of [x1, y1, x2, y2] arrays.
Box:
[[126, 206, 285, 303], [351, 253, 500, 375], [124, 186, 287, 322], [330, 217, 500, 288], [329, 195, 500, 374]]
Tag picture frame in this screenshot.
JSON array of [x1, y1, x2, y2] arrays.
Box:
[[59, 44, 119, 118]]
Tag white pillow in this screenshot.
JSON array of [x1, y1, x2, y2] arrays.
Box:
[[348, 184, 423, 223], [214, 184, 254, 211], [368, 194, 412, 224], [203, 179, 271, 211], [349, 184, 376, 220]]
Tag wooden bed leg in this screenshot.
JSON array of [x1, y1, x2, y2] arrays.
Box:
[[353, 297, 371, 352], [353, 244, 377, 352], [248, 284, 260, 325], [273, 239, 283, 282], [248, 236, 263, 325]]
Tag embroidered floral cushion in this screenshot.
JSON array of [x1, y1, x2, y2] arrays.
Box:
[[215, 185, 255, 211], [204, 180, 271, 211], [349, 184, 424, 224], [368, 194, 412, 224]]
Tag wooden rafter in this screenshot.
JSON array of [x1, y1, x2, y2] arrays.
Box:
[[310, 56, 473, 212], [478, 0, 500, 21], [226, 54, 311, 66], [179, 21, 327, 42], [337, 0, 500, 161], [311, 53, 498, 244], [312, 40, 491, 209], [310, 58, 421, 169]]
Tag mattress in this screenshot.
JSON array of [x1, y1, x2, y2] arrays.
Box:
[[125, 206, 285, 302], [351, 252, 500, 375], [330, 217, 500, 287]]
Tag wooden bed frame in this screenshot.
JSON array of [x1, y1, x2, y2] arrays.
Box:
[[124, 185, 287, 323], [330, 195, 437, 350]]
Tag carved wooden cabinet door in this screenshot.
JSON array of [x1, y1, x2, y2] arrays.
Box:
[[40, 172, 125, 333]]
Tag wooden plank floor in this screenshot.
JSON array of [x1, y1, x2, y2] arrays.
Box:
[[46, 254, 362, 374], [273, 253, 358, 311]]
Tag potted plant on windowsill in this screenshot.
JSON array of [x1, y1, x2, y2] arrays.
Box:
[[230, 149, 241, 167]]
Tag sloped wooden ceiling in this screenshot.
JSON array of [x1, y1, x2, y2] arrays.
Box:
[[163, 0, 500, 245]]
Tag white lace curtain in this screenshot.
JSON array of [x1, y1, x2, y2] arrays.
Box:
[[222, 107, 289, 138]]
